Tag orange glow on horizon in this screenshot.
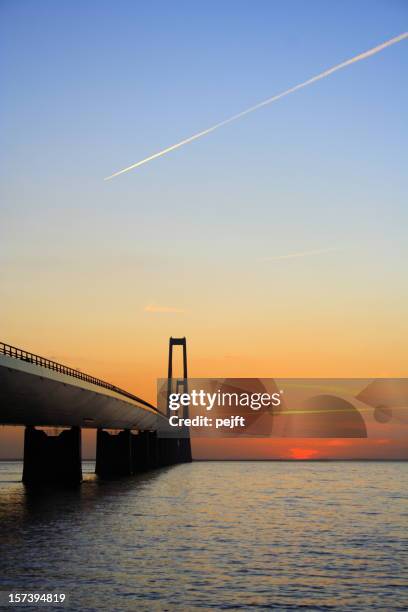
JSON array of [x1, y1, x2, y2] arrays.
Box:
[[192, 437, 408, 461], [289, 447, 319, 460]]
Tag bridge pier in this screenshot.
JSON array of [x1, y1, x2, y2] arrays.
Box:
[[95, 429, 133, 478], [22, 426, 82, 486], [145, 431, 157, 468], [180, 436, 192, 463], [164, 438, 180, 466], [96, 429, 190, 478], [157, 436, 170, 467], [131, 431, 157, 474], [156, 436, 191, 466]]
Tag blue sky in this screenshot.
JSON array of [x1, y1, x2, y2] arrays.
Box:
[[2, 1, 406, 240]]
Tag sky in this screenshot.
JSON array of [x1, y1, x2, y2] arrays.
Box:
[[1, 0, 407, 458]]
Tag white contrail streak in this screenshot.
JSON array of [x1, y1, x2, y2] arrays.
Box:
[[104, 32, 407, 180]]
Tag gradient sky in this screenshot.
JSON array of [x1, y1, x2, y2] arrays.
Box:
[[1, 1, 407, 458]]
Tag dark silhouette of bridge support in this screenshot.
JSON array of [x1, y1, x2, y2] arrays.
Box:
[[95, 429, 133, 478], [166, 337, 192, 463], [95, 337, 192, 479], [148, 431, 160, 468], [95, 429, 191, 478], [160, 437, 191, 465], [131, 430, 151, 472], [131, 430, 160, 471], [22, 426, 82, 485], [95, 429, 170, 477], [157, 436, 178, 467], [179, 436, 192, 463]]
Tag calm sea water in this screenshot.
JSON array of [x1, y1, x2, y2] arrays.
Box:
[[0, 461, 407, 611]]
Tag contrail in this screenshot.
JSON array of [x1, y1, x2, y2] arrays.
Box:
[[104, 32, 407, 180]]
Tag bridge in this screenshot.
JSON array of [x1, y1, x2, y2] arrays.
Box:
[[0, 338, 191, 485]]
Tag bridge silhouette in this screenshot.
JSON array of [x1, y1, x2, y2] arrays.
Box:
[[0, 338, 191, 485]]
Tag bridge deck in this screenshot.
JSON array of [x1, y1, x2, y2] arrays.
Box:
[[0, 344, 165, 430]]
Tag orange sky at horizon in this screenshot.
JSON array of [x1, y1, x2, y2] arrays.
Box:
[[1, 426, 407, 461], [192, 437, 408, 460], [1, 330, 408, 459]]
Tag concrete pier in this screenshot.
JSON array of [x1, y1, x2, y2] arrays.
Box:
[[95, 428, 191, 478], [95, 429, 133, 479], [131, 431, 151, 472], [22, 426, 82, 485], [147, 431, 159, 468]]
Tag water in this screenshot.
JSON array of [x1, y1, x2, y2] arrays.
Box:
[[0, 461, 407, 611]]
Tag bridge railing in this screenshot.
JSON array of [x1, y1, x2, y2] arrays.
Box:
[[0, 342, 159, 413]]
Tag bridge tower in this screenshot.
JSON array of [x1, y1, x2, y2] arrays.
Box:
[[166, 337, 192, 462], [95, 337, 192, 478]]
